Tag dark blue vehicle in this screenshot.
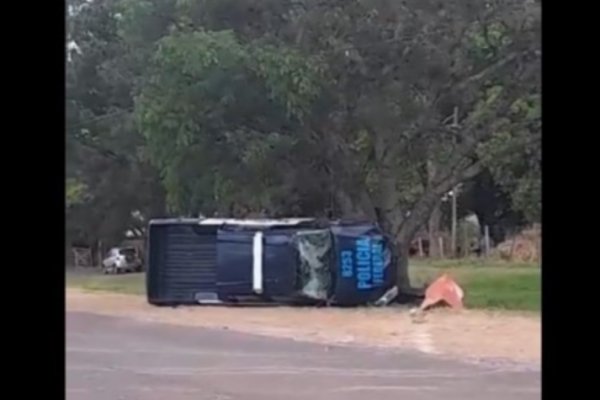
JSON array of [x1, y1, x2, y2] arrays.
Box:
[[146, 218, 399, 306]]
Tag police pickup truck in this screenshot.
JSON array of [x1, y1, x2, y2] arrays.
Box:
[[146, 218, 398, 306]]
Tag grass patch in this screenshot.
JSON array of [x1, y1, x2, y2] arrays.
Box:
[[410, 258, 539, 269], [66, 271, 145, 295], [410, 261, 540, 311], [66, 260, 541, 311], [462, 272, 540, 311]]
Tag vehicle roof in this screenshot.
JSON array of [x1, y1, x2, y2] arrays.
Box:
[[149, 217, 315, 227], [108, 246, 136, 251]]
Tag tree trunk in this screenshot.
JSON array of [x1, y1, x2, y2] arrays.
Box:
[[396, 243, 411, 291], [335, 188, 377, 220], [428, 203, 442, 258], [392, 160, 482, 290], [426, 159, 441, 258]]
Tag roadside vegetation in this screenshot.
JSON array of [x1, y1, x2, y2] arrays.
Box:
[[410, 259, 539, 311], [67, 258, 540, 311], [67, 0, 540, 289]]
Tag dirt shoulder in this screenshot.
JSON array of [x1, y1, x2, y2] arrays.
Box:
[[66, 289, 540, 364]]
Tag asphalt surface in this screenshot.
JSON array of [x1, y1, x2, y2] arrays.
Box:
[[66, 311, 540, 400]]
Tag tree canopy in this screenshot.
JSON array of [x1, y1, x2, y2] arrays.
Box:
[[66, 0, 541, 286]]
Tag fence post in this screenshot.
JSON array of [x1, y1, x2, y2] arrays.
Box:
[[484, 226, 491, 258], [509, 234, 518, 261], [97, 240, 103, 268], [537, 236, 542, 266], [462, 226, 469, 258], [451, 187, 457, 258]]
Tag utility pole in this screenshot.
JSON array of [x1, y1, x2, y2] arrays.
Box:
[[449, 107, 460, 259], [450, 183, 462, 258], [451, 186, 457, 258], [484, 225, 491, 258]]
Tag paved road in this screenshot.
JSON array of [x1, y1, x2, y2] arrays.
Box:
[[66, 312, 540, 400]]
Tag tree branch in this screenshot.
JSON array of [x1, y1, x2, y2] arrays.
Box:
[[74, 137, 131, 165], [448, 50, 528, 94]]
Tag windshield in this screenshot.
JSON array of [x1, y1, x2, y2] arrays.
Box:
[[119, 248, 136, 257], [293, 229, 333, 300]]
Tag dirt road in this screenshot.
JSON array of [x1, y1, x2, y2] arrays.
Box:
[[66, 289, 540, 364], [67, 311, 540, 400]]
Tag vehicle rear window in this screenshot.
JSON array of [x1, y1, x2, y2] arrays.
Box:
[[119, 248, 136, 257]]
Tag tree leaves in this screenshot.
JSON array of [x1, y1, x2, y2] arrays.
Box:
[[66, 178, 91, 208], [66, 0, 541, 281], [477, 92, 541, 222], [135, 26, 324, 215], [67, 0, 167, 247]]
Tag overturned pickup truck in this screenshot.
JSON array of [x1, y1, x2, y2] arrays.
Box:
[[146, 218, 398, 306]]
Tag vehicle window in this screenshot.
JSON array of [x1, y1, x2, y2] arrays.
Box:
[[119, 248, 136, 257], [293, 229, 333, 300]]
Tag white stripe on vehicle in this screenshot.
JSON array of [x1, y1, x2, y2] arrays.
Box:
[[252, 231, 264, 294]]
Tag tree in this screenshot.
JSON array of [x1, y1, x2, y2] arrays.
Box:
[[130, 0, 540, 288], [67, 0, 541, 289], [477, 94, 541, 223], [136, 28, 324, 216], [66, 0, 166, 249]]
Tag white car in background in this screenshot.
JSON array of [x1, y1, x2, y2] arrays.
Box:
[[102, 247, 143, 274]]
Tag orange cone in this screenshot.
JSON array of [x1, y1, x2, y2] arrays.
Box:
[[419, 274, 464, 311]]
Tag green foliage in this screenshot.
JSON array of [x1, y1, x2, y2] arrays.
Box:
[[66, 178, 90, 208], [462, 272, 540, 311], [66, 271, 146, 295], [250, 44, 324, 119], [67, 0, 166, 247], [478, 94, 541, 222], [468, 22, 512, 62], [410, 263, 540, 311], [66, 0, 541, 281], [136, 28, 323, 215], [68, 264, 541, 311]]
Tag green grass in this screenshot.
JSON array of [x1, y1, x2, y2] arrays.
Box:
[[66, 271, 146, 295], [66, 259, 540, 312], [409, 260, 540, 312], [409, 257, 539, 270]]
